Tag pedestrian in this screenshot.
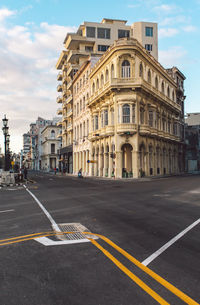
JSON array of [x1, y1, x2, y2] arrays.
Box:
[[24, 167, 28, 180], [54, 167, 57, 175]]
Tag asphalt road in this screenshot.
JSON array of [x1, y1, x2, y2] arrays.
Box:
[[0, 173, 200, 305]]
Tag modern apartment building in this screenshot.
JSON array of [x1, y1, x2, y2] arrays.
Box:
[[56, 18, 158, 174], [72, 38, 185, 178]]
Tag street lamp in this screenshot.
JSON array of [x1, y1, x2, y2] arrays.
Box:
[[2, 115, 9, 171]]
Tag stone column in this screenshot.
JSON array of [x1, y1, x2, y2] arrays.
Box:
[[99, 149, 103, 177], [115, 151, 122, 178], [132, 150, 139, 178]]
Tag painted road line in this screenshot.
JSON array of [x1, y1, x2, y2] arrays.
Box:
[[0, 209, 14, 213], [86, 232, 199, 305], [23, 185, 61, 232], [36, 236, 90, 246], [89, 238, 170, 305], [142, 217, 200, 266]]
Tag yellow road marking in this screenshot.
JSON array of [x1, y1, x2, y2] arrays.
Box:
[[89, 238, 169, 305], [1, 231, 199, 305], [85, 232, 200, 305]]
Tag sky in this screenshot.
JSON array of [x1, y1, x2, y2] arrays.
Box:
[[0, 0, 200, 153]]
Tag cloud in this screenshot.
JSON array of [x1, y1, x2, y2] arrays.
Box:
[[0, 9, 76, 152], [153, 4, 180, 14], [159, 15, 189, 26], [0, 8, 16, 22], [182, 25, 197, 33], [159, 46, 187, 67], [158, 28, 179, 38]]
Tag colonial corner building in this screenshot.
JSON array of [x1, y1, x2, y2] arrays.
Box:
[[56, 18, 185, 178]]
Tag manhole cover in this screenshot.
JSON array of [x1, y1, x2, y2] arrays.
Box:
[[55, 223, 97, 241]]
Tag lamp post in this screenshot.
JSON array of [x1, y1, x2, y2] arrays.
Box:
[[2, 115, 9, 171]]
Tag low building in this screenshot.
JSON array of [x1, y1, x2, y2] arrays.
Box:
[[41, 125, 62, 171]]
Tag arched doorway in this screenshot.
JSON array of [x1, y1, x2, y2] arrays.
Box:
[[122, 143, 133, 177]]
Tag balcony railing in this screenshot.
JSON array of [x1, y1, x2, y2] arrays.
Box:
[[57, 72, 62, 81], [57, 84, 62, 92], [56, 96, 62, 103], [116, 123, 137, 134], [57, 108, 62, 115]]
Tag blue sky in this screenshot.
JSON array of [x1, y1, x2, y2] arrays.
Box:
[[0, 0, 200, 152]]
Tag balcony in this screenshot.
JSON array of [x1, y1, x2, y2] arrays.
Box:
[[56, 96, 62, 104], [57, 84, 62, 92], [57, 108, 62, 115], [57, 120, 62, 127], [116, 123, 137, 134], [64, 94, 73, 105], [57, 72, 63, 81], [67, 124, 73, 131], [67, 109, 73, 117], [67, 79, 73, 90], [105, 125, 114, 135]]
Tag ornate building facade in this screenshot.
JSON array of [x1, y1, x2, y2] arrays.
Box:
[[72, 38, 185, 178]]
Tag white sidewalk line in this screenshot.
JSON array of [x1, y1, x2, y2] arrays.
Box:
[[142, 217, 200, 266], [0, 209, 14, 213], [23, 185, 61, 232]]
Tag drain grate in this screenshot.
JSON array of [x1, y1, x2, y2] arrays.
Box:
[[55, 223, 97, 241]]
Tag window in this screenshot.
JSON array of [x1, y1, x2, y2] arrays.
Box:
[[145, 27, 153, 37], [139, 63, 143, 78], [161, 82, 165, 94], [95, 115, 98, 130], [77, 103, 79, 115], [111, 108, 114, 125], [122, 60, 130, 78], [83, 96, 85, 110], [167, 86, 170, 98], [87, 120, 89, 136], [168, 120, 171, 133], [92, 82, 95, 94], [111, 64, 114, 78], [145, 44, 153, 52], [83, 122, 85, 137], [98, 45, 109, 52], [132, 105, 135, 123], [155, 76, 158, 89], [51, 144, 55, 154], [51, 130, 55, 139], [118, 29, 130, 38], [97, 27, 110, 39], [149, 110, 153, 127], [96, 78, 99, 90], [101, 111, 104, 127], [104, 110, 108, 126], [105, 69, 109, 82], [86, 26, 96, 38], [80, 99, 82, 112], [122, 104, 130, 123], [148, 70, 151, 83], [85, 46, 93, 52], [101, 74, 104, 87], [80, 124, 82, 139], [172, 90, 175, 102], [140, 108, 144, 124]]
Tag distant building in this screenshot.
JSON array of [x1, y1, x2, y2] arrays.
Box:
[[41, 125, 62, 171], [23, 132, 30, 155], [185, 113, 200, 172]]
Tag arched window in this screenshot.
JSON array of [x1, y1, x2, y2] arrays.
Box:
[[101, 74, 104, 87], [148, 69, 151, 83], [167, 86, 170, 98], [105, 69, 109, 81], [139, 63, 143, 78], [96, 78, 99, 90], [80, 99, 82, 112], [155, 76, 158, 89], [80, 79, 82, 88], [92, 82, 95, 94], [140, 108, 145, 124], [162, 81, 165, 94], [83, 122, 85, 137], [77, 103, 79, 115], [51, 130, 55, 139], [122, 104, 130, 123], [122, 60, 130, 78], [111, 64, 114, 79]]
